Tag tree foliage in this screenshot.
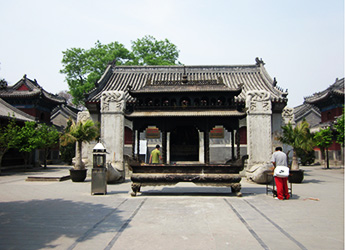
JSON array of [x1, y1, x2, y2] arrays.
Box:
[[131, 35, 180, 65], [12, 121, 39, 167], [60, 120, 99, 170], [278, 120, 314, 170], [334, 109, 344, 146], [314, 127, 333, 169], [59, 118, 76, 165], [0, 117, 20, 174], [36, 123, 60, 168], [60, 36, 180, 106]]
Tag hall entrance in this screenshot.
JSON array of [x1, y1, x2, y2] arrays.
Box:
[[170, 126, 199, 162]]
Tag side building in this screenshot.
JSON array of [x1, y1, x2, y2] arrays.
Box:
[[0, 75, 66, 167], [305, 77, 344, 166]]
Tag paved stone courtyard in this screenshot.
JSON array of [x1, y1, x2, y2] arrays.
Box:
[[0, 165, 343, 250]]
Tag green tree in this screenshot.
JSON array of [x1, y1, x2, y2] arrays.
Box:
[[131, 35, 180, 65], [59, 118, 75, 165], [314, 127, 333, 169], [278, 120, 314, 170], [60, 120, 99, 170], [334, 109, 344, 146], [60, 36, 180, 106], [36, 123, 60, 168], [0, 117, 20, 174], [12, 121, 39, 168]]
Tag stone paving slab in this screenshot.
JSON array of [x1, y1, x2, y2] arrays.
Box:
[[0, 165, 343, 250]]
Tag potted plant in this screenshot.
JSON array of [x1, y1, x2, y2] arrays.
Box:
[[60, 119, 99, 182], [278, 120, 314, 183]]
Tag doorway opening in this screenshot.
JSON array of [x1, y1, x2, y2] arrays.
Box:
[[170, 126, 199, 162]]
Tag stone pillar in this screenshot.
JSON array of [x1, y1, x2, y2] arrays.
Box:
[[281, 107, 295, 160], [167, 132, 171, 164], [246, 91, 272, 168], [231, 129, 235, 160], [131, 129, 136, 159], [101, 91, 126, 178], [199, 131, 205, 164], [236, 130, 240, 159], [77, 111, 95, 167], [204, 130, 210, 164]]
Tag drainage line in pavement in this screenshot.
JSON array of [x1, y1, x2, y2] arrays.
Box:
[[243, 200, 308, 250], [224, 199, 269, 250], [67, 199, 128, 250], [104, 198, 147, 250]]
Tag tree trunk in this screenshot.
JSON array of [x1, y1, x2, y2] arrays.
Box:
[[44, 149, 48, 168], [0, 151, 4, 175], [291, 149, 299, 170], [74, 141, 85, 170], [326, 148, 330, 169]]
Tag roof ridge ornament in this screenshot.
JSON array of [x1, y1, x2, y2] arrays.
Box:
[[109, 59, 117, 67], [0, 78, 7, 89], [182, 65, 188, 84], [255, 57, 265, 66]]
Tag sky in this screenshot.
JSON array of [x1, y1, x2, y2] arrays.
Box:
[[0, 0, 344, 108]]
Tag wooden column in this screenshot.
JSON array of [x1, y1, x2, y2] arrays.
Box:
[[162, 130, 167, 164]]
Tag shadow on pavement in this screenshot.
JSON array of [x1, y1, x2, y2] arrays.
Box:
[[0, 198, 127, 250]]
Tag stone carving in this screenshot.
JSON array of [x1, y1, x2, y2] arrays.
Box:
[[246, 90, 272, 168], [77, 111, 91, 122], [246, 91, 271, 113], [282, 107, 295, 125], [101, 91, 125, 112], [246, 163, 273, 184]]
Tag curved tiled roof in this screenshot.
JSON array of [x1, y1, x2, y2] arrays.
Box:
[[294, 103, 321, 120], [305, 77, 344, 104], [51, 104, 79, 121], [0, 98, 35, 122], [86, 59, 288, 104], [0, 75, 65, 105]]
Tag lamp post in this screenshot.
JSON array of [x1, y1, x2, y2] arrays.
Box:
[[91, 142, 107, 195]]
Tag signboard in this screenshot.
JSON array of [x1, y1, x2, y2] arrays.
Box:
[[146, 127, 160, 139], [210, 127, 224, 138]]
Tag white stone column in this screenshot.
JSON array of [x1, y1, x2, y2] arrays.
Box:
[[101, 91, 126, 173], [77, 111, 95, 167], [199, 131, 205, 163], [281, 107, 295, 160], [246, 91, 272, 167], [167, 132, 170, 164]]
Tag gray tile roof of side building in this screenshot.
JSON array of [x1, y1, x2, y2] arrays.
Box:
[[293, 103, 321, 121], [0, 98, 36, 122], [85, 58, 288, 104], [51, 104, 79, 121]]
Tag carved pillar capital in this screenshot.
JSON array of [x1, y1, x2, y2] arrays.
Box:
[[282, 107, 295, 125], [77, 111, 91, 122], [246, 91, 272, 115], [101, 91, 126, 114]]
